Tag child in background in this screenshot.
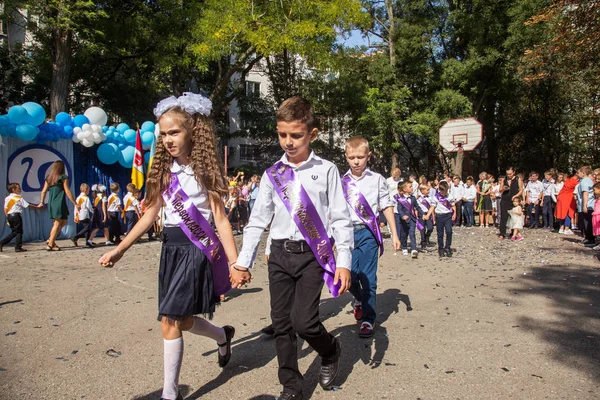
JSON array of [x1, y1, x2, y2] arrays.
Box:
[[431, 181, 456, 258], [476, 172, 492, 227], [71, 183, 94, 248], [577, 166, 595, 247], [225, 187, 241, 234], [507, 197, 525, 241], [591, 182, 600, 251], [525, 171, 544, 228], [1, 183, 43, 252], [463, 176, 477, 227], [396, 181, 419, 258], [541, 170, 555, 229], [89, 185, 109, 246], [417, 184, 435, 251], [107, 182, 123, 244], [489, 175, 499, 227], [122, 183, 141, 235]]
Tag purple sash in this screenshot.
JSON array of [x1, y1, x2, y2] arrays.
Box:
[[267, 161, 340, 297], [162, 174, 231, 297], [341, 174, 384, 256], [395, 195, 424, 231], [435, 192, 455, 215]]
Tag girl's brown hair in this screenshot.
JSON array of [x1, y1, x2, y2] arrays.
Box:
[[46, 161, 66, 186], [145, 107, 227, 207]]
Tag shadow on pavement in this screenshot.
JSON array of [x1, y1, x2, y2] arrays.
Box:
[[507, 263, 600, 381], [132, 384, 191, 400]]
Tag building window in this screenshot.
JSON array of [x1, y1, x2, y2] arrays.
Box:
[[239, 144, 260, 161], [245, 81, 261, 97]]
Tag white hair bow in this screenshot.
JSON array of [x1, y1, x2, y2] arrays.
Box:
[[153, 92, 212, 119]]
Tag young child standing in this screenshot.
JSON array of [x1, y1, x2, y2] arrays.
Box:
[[396, 180, 420, 258], [341, 136, 400, 338], [417, 184, 435, 251], [507, 197, 525, 241], [122, 183, 141, 235], [431, 181, 456, 257], [107, 183, 123, 244], [463, 176, 477, 227], [89, 185, 109, 246], [99, 93, 239, 400], [1, 183, 42, 252], [541, 171, 555, 229], [525, 172, 544, 228], [71, 183, 94, 248], [233, 97, 353, 400], [577, 166, 595, 247]]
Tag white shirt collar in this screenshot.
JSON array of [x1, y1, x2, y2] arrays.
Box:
[[280, 151, 321, 169], [170, 159, 194, 175], [344, 168, 372, 180]]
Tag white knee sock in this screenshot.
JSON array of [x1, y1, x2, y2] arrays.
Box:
[[162, 337, 183, 400], [188, 317, 227, 355]]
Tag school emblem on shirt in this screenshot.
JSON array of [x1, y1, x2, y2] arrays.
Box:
[[7, 145, 72, 204]]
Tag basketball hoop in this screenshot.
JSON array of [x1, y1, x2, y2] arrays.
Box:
[[439, 118, 483, 153], [456, 143, 464, 153]]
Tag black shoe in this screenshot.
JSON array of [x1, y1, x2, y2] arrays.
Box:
[[446, 248, 453, 258], [218, 325, 235, 368], [277, 392, 303, 400], [15, 247, 27, 252], [0, 244, 3, 252], [319, 338, 341, 390], [160, 392, 183, 400], [148, 236, 157, 241], [584, 242, 597, 248], [438, 249, 446, 258], [71, 237, 78, 247], [261, 324, 275, 336], [85, 241, 94, 248], [420, 246, 429, 253]]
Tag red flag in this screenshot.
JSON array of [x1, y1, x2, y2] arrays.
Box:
[[131, 128, 144, 189]]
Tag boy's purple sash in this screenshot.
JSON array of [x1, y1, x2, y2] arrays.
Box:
[[435, 192, 455, 215], [267, 161, 340, 297], [162, 174, 231, 297], [341, 174, 384, 256], [395, 194, 424, 231]]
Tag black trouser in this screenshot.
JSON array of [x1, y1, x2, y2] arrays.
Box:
[[527, 203, 541, 228], [108, 212, 121, 242], [125, 211, 138, 234], [436, 213, 453, 250], [73, 218, 91, 242], [499, 200, 512, 237], [268, 240, 337, 395], [579, 211, 595, 242], [1, 213, 23, 249], [542, 196, 554, 228], [419, 217, 433, 246], [454, 200, 463, 226]]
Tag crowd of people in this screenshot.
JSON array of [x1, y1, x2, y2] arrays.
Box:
[[2, 93, 599, 400]]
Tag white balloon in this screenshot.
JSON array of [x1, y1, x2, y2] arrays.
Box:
[[92, 132, 101, 142], [73, 127, 82, 134], [91, 124, 101, 133], [82, 123, 91, 131], [99, 132, 107, 141], [72, 136, 81, 143], [84, 106, 108, 127], [81, 139, 94, 147], [77, 131, 87, 140]]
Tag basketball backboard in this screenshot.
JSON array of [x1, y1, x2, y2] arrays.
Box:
[[439, 117, 482, 152]]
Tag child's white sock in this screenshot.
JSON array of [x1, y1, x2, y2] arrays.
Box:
[[189, 316, 228, 356], [162, 337, 183, 400]]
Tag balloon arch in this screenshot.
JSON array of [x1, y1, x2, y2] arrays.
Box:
[[0, 103, 157, 169]]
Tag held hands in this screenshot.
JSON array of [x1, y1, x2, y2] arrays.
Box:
[[98, 248, 123, 268], [402, 215, 409, 221], [230, 265, 252, 289], [334, 268, 351, 295]]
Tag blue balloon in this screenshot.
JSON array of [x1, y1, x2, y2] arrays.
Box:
[[141, 130, 154, 147], [22, 102, 46, 126], [123, 128, 137, 143], [8, 106, 32, 125], [102, 126, 108, 133], [144, 151, 151, 165], [55, 112, 72, 126], [118, 145, 135, 168], [97, 142, 119, 165], [117, 143, 127, 150], [0, 123, 15, 136], [0, 115, 9, 125], [141, 121, 155, 133], [16, 124, 39, 141], [73, 114, 89, 127], [63, 125, 74, 135], [116, 123, 130, 134]]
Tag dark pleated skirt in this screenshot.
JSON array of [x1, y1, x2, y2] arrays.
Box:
[[157, 227, 218, 321]]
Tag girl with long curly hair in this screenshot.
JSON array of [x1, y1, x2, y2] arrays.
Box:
[[99, 93, 243, 400]]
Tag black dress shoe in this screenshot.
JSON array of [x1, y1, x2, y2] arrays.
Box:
[[446, 248, 453, 258], [277, 392, 303, 400], [319, 338, 341, 390], [438, 249, 446, 258], [261, 324, 275, 336], [15, 247, 27, 252], [218, 325, 235, 368], [160, 392, 183, 400]]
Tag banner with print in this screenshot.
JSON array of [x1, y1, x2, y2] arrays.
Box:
[[1, 137, 76, 242]]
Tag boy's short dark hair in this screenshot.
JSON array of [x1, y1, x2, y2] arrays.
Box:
[[438, 181, 449, 193], [466, 176, 473, 182], [7, 183, 19, 193], [126, 183, 136, 192], [110, 182, 120, 193], [276, 96, 317, 130]]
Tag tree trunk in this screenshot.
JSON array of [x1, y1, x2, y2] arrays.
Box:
[[386, 0, 397, 173], [451, 151, 463, 178], [50, 27, 72, 118]]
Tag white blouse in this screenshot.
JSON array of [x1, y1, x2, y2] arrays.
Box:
[[163, 160, 212, 227]]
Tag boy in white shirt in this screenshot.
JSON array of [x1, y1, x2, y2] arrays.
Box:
[[71, 183, 94, 248], [122, 183, 141, 235], [525, 172, 544, 228], [462, 177, 477, 227], [431, 180, 456, 258], [107, 182, 123, 244], [451, 176, 464, 226], [1, 183, 42, 252], [232, 97, 353, 399]]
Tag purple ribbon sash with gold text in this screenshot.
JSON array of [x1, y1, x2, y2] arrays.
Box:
[[162, 174, 231, 297], [341, 174, 384, 256], [435, 192, 455, 215], [267, 161, 340, 297], [395, 194, 424, 231]]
